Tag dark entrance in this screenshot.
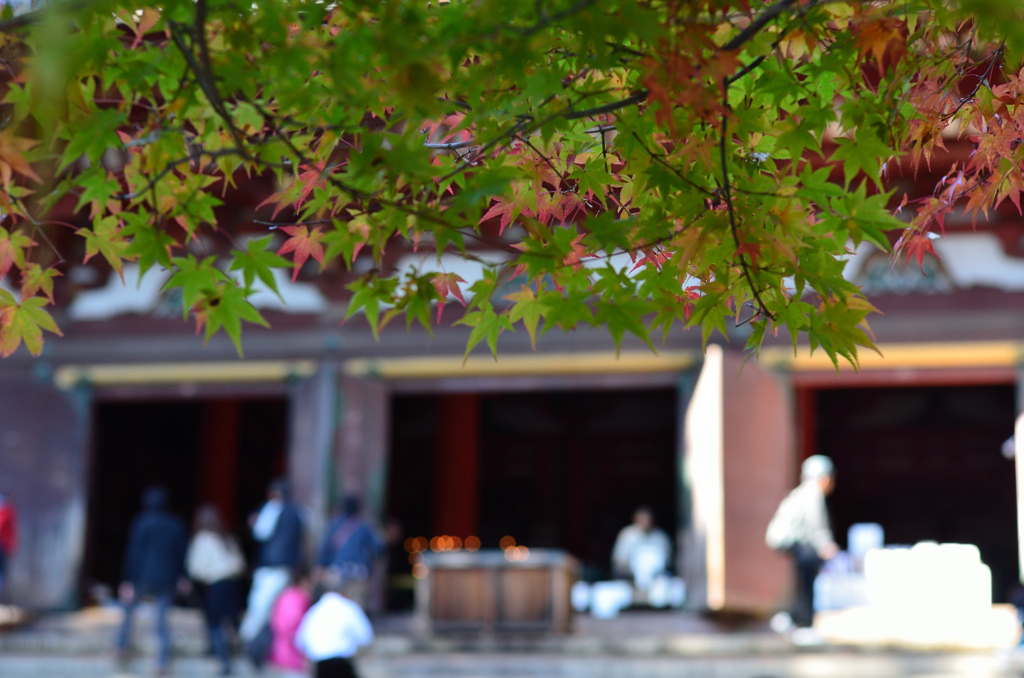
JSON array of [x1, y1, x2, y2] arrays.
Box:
[[814, 385, 1017, 602], [387, 388, 678, 607], [85, 398, 288, 596]]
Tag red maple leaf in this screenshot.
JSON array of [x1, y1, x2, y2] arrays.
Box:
[[257, 160, 334, 220], [430, 272, 467, 322], [630, 247, 670, 271], [898, 231, 938, 270], [563, 234, 596, 271], [735, 241, 762, 267], [277, 225, 325, 282], [293, 160, 332, 213], [479, 186, 535, 235]]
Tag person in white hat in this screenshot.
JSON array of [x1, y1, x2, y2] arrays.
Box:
[[765, 455, 839, 629]]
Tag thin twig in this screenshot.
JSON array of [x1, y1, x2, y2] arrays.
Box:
[[718, 78, 774, 321]]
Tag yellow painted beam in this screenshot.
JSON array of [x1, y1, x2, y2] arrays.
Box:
[[54, 360, 318, 390], [761, 341, 1023, 372], [343, 350, 698, 380]]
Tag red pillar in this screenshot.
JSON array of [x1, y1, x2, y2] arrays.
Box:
[[199, 400, 241, 529], [434, 394, 481, 538], [796, 387, 817, 464]]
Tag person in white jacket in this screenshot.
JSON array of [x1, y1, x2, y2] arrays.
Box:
[[186, 504, 246, 676], [295, 576, 373, 678], [765, 455, 839, 629], [611, 506, 672, 586]]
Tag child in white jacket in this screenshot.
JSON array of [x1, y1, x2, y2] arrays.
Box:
[[294, 579, 373, 678]]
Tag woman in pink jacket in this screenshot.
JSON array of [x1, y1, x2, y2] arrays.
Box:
[[268, 569, 313, 675]]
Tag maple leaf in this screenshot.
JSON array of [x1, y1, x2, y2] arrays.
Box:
[[292, 160, 333, 213], [630, 247, 671, 271], [165, 255, 229, 320], [77, 215, 135, 279], [505, 285, 543, 350], [192, 282, 270, 356], [21, 263, 61, 303], [277, 225, 326, 282], [480, 188, 535, 235], [562, 234, 595, 271], [853, 18, 908, 74], [898, 231, 938, 270], [0, 290, 62, 357], [129, 8, 160, 49], [430, 272, 467, 322], [230, 235, 291, 301], [734, 241, 761, 267], [0, 130, 40, 191], [0, 226, 35, 280]]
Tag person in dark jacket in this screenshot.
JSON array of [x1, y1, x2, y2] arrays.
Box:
[[315, 497, 383, 609], [239, 479, 304, 646], [115, 486, 188, 675]]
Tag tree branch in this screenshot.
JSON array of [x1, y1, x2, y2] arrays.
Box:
[[521, 0, 600, 37], [721, 0, 799, 51], [718, 78, 774, 322], [564, 92, 647, 120]]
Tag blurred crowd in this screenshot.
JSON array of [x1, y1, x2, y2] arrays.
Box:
[[114, 480, 382, 677]]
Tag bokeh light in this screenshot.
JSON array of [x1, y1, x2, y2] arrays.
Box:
[[412, 563, 428, 579], [414, 536, 428, 551], [430, 536, 442, 552], [451, 536, 463, 550], [404, 537, 416, 553], [409, 551, 424, 565], [499, 535, 516, 550], [465, 536, 481, 551]]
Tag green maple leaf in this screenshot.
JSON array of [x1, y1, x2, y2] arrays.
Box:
[[345, 277, 399, 340], [505, 285, 543, 350], [456, 306, 513, 361], [20, 263, 61, 303], [0, 226, 34, 279], [229, 235, 291, 302], [197, 282, 270, 356], [78, 215, 134, 277], [594, 296, 656, 354], [165, 255, 228, 319], [831, 136, 893, 189], [0, 291, 62, 357], [122, 215, 177, 277], [58, 108, 126, 172]]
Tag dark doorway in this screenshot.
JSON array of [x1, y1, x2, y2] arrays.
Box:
[[815, 385, 1017, 602], [85, 398, 288, 595], [387, 388, 678, 606]]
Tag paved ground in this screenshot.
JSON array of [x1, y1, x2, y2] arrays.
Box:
[[0, 651, 1021, 678], [3, 607, 1022, 677]]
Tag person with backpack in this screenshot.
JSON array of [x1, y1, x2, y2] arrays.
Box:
[[765, 455, 839, 630], [0, 492, 18, 601], [315, 497, 383, 609]]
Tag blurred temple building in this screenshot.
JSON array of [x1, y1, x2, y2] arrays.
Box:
[[0, 143, 1023, 617]]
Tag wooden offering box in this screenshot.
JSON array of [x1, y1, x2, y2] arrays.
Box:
[[414, 549, 577, 635]]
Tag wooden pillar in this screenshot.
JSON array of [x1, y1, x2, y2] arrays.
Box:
[[0, 371, 92, 609], [336, 374, 390, 614], [434, 394, 480, 539], [796, 387, 817, 464], [199, 400, 240, 528]]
